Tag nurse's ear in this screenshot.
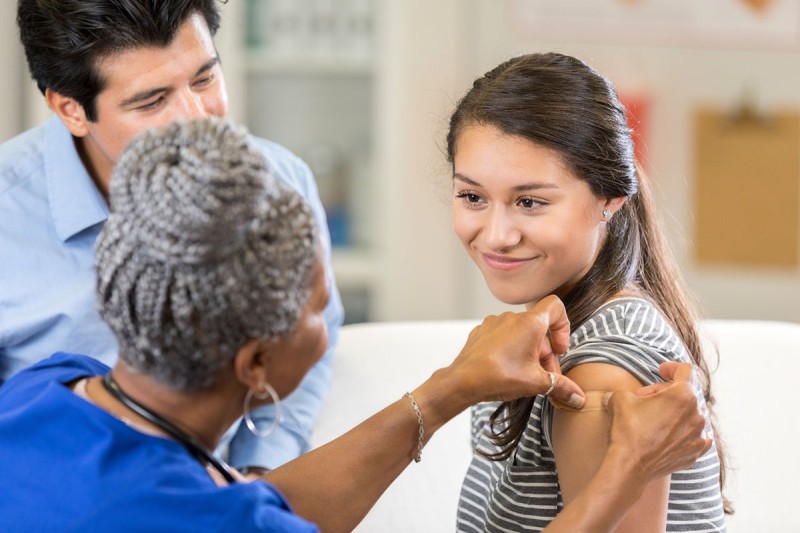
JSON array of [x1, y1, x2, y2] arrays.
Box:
[[233, 338, 271, 392]]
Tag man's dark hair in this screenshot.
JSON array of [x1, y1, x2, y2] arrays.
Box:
[[17, 0, 223, 121]]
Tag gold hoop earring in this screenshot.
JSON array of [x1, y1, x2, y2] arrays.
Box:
[[243, 383, 281, 438]]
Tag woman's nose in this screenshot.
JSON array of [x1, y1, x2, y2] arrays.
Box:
[[482, 207, 521, 251]]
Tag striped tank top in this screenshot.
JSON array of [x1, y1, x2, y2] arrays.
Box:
[[457, 298, 726, 532]]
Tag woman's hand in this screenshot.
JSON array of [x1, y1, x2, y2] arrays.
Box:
[[458, 294, 583, 404], [604, 362, 713, 478], [416, 295, 585, 429]]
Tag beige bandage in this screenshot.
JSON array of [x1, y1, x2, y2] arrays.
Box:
[[551, 391, 607, 412]]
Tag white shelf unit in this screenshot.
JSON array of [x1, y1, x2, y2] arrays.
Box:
[[244, 51, 373, 77], [220, 0, 379, 323]]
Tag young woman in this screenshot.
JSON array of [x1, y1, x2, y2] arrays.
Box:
[[449, 52, 728, 532]]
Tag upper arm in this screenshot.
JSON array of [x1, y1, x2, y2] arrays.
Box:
[[551, 362, 670, 533]]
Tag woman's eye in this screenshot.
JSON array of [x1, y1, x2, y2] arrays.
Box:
[[518, 197, 542, 209], [456, 191, 483, 205]]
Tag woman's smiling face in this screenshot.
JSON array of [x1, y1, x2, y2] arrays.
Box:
[[452, 123, 616, 309]]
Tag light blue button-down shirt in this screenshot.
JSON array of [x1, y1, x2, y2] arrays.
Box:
[[0, 115, 344, 470]]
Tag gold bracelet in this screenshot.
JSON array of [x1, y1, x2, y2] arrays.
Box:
[[404, 392, 424, 463]]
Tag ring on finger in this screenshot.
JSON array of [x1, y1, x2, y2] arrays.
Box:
[[544, 371, 556, 396]]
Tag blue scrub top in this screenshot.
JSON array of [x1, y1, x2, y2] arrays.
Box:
[[0, 353, 319, 532]]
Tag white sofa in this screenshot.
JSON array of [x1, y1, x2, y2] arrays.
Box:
[[311, 319, 800, 532]]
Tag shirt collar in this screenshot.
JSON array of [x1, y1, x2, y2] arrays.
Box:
[[45, 115, 109, 242]]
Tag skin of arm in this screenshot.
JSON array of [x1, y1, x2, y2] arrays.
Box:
[[552, 363, 670, 532], [546, 362, 712, 532]]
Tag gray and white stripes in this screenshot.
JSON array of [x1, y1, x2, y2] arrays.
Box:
[[457, 297, 726, 532]]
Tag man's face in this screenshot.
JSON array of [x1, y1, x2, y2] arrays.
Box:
[[75, 13, 228, 192]]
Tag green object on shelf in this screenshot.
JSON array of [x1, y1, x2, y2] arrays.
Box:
[[245, 0, 270, 49]]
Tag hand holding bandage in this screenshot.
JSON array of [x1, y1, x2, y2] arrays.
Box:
[[552, 390, 607, 412], [552, 363, 710, 477]]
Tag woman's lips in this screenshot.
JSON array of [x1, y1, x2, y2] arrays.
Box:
[[481, 253, 534, 272]]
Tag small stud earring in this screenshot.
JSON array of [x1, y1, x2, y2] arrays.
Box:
[[603, 209, 612, 219]]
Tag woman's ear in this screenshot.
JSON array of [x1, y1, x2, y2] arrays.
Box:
[[602, 196, 627, 218], [46, 89, 91, 137], [233, 339, 270, 391]]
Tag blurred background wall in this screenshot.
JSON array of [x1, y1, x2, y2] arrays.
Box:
[[4, 0, 798, 323]]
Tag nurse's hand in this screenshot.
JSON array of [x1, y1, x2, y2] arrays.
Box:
[[604, 362, 713, 478], [417, 295, 586, 427]]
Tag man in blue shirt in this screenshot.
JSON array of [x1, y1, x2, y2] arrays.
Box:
[[0, 0, 344, 474]]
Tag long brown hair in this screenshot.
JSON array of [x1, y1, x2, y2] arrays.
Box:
[[446, 52, 729, 511]]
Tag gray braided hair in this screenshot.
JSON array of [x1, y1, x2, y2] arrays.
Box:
[[96, 118, 318, 392]]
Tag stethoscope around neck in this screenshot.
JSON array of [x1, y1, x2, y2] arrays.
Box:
[[102, 373, 239, 484]]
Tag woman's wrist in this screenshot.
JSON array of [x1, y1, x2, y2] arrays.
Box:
[[410, 368, 472, 438]]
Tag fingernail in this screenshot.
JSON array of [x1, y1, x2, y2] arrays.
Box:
[[601, 392, 613, 408], [567, 393, 585, 409]]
